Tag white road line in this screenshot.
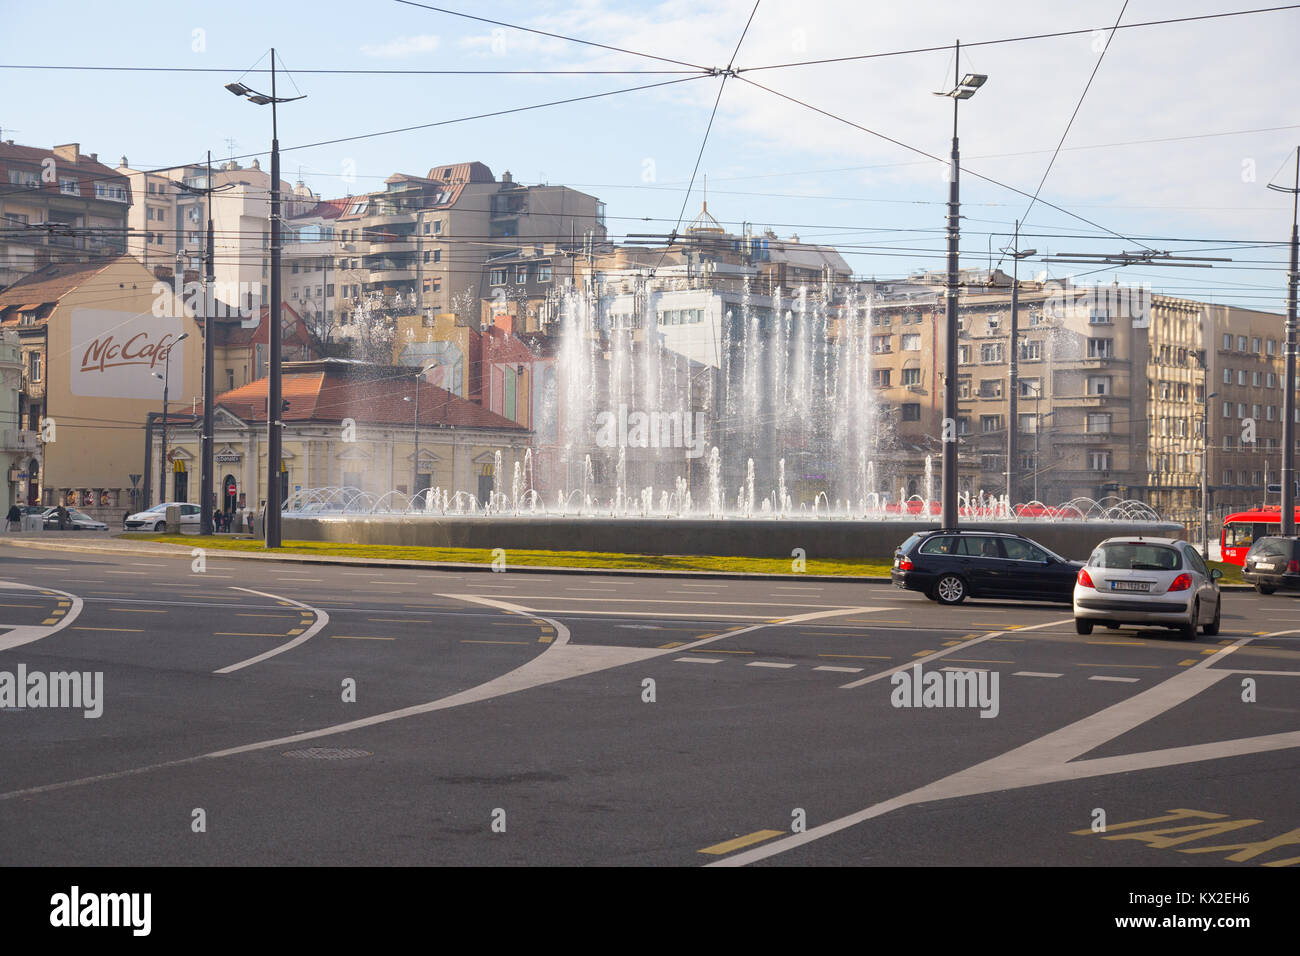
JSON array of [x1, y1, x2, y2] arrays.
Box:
[[942, 665, 988, 672], [489, 596, 858, 608], [212, 588, 329, 674], [838, 616, 1072, 689], [814, 665, 863, 673], [747, 661, 796, 669], [1089, 675, 1140, 683], [676, 657, 723, 664], [0, 582, 84, 651], [1014, 671, 1063, 678]]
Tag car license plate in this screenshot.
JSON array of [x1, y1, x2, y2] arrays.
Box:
[[1111, 580, 1150, 592], [1256, 563, 1275, 570]]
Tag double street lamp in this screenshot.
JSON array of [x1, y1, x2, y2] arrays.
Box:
[[934, 43, 987, 528], [226, 49, 305, 548]]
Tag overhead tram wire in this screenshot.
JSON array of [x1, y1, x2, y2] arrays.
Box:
[[390, 0, 710, 72], [993, 0, 1147, 274], [0, 64, 698, 75], [738, 4, 1300, 73], [651, 0, 763, 277]]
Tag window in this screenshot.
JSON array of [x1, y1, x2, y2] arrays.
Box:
[[1253, 404, 1262, 419], [979, 379, 1002, 398], [1086, 376, 1111, 396], [1238, 370, 1247, 386], [958, 345, 971, 364], [902, 403, 920, 421], [1223, 401, 1232, 418], [902, 333, 921, 351], [1268, 372, 1277, 388], [1223, 470, 1234, 485], [980, 414, 1003, 433], [1087, 338, 1113, 358], [433, 220, 443, 234], [1019, 340, 1042, 361], [1087, 413, 1111, 433], [1019, 414, 1037, 433], [1268, 406, 1276, 421], [1252, 337, 1261, 353], [958, 380, 971, 399], [902, 367, 921, 386], [1019, 378, 1040, 398], [423, 251, 431, 263], [291, 262, 299, 274], [59, 177, 80, 196], [28, 352, 42, 383], [1267, 339, 1277, 356], [986, 314, 1000, 331], [871, 369, 891, 388], [537, 264, 552, 282], [980, 342, 1003, 363], [1224, 368, 1233, 384], [433, 249, 442, 263], [1238, 335, 1248, 351], [871, 335, 891, 354], [1253, 371, 1262, 387], [515, 265, 528, 283], [1238, 402, 1246, 418], [957, 417, 969, 435], [1089, 451, 1111, 471], [489, 268, 508, 285], [1222, 333, 1233, 350], [1089, 309, 1111, 324]]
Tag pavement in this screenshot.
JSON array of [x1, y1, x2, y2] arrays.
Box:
[[0, 539, 1296, 867]]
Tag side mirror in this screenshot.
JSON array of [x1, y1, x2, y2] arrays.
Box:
[[1210, 569, 1223, 580]]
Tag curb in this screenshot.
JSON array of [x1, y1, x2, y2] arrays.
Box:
[[0, 536, 893, 584]]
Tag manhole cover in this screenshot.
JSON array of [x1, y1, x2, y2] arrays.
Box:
[[282, 747, 372, 760]]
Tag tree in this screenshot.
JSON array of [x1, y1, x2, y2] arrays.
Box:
[[340, 292, 397, 365]]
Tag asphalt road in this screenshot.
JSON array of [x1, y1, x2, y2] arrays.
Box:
[[1, 541, 1297, 867]]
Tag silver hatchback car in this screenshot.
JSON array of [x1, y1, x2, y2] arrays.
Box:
[[1073, 537, 1222, 638]]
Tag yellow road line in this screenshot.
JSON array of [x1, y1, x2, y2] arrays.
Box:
[[1178, 659, 1198, 666], [819, 653, 891, 660], [946, 658, 1015, 664], [1088, 641, 1146, 646], [109, 608, 167, 613], [1071, 662, 1161, 669], [658, 641, 687, 649], [912, 649, 935, 657], [286, 628, 305, 636], [366, 619, 413, 623], [215, 632, 290, 637], [537, 635, 552, 643], [70, 626, 144, 632], [40, 617, 57, 625], [330, 635, 395, 641], [698, 829, 785, 856], [462, 640, 529, 645]]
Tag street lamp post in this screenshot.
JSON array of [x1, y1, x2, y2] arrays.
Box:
[[1002, 220, 1036, 506], [227, 50, 305, 548], [151, 331, 189, 506], [1267, 146, 1299, 536], [404, 379, 421, 503], [934, 42, 987, 528], [1200, 391, 1219, 554]]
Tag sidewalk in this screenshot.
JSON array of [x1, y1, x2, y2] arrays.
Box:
[[0, 532, 887, 583]]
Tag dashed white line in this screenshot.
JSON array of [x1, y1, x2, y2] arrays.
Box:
[[814, 665, 863, 673], [1014, 671, 1064, 678], [747, 661, 796, 669], [676, 656, 723, 664], [1089, 675, 1141, 683]]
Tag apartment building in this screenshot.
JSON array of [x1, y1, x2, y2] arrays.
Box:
[[0, 139, 130, 290]]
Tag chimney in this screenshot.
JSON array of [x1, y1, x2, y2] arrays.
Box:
[[502, 170, 512, 183], [89, 153, 98, 163], [53, 143, 80, 163], [119, 156, 128, 167]]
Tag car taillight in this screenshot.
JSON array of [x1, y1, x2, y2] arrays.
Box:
[[1077, 568, 1095, 588], [1288, 560, 1299, 573], [1169, 573, 1192, 592], [899, 557, 914, 571]]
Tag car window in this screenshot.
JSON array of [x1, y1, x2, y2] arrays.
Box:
[[182, 505, 199, 515], [1002, 538, 1045, 562], [957, 536, 1003, 558], [919, 536, 956, 555], [898, 534, 922, 555], [1184, 546, 1210, 577], [1090, 543, 1182, 571]]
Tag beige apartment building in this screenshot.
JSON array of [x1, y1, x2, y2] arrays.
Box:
[[0, 255, 199, 513], [0, 140, 131, 290]]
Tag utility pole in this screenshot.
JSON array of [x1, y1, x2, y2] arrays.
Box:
[[1002, 221, 1036, 507], [1268, 147, 1299, 536]]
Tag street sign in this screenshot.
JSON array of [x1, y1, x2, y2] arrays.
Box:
[[1266, 482, 1299, 495]]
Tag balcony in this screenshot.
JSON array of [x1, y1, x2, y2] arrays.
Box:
[[1, 430, 39, 453]]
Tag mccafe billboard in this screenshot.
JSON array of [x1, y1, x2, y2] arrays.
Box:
[[68, 308, 186, 399]]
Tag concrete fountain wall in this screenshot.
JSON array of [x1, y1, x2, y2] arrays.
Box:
[[280, 515, 1185, 563]]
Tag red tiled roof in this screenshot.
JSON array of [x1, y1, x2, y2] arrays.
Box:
[[208, 359, 526, 431], [289, 197, 350, 221], [0, 142, 130, 199], [0, 259, 117, 312], [212, 303, 311, 349]]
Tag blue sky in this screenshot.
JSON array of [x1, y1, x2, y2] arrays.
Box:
[[4, 0, 1299, 310]]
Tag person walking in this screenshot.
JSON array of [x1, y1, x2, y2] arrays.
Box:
[[5, 504, 21, 532]]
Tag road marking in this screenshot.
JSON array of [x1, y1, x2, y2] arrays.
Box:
[[946, 658, 1014, 664], [462, 640, 528, 645], [747, 661, 796, 669], [40, 618, 57, 625], [912, 649, 935, 657], [1090, 675, 1141, 683], [286, 628, 305, 636], [108, 608, 167, 613], [367, 618, 418, 623], [216, 632, 287, 637], [0, 582, 85, 651], [103, 571, 148, 575], [942, 665, 987, 672], [814, 665, 863, 673], [819, 653, 891, 660], [675, 656, 722, 664], [214, 588, 329, 675], [1074, 663, 1160, 669], [1178, 659, 1198, 666], [236, 613, 298, 619], [698, 830, 784, 855], [1088, 641, 1146, 646], [1014, 671, 1063, 678], [658, 641, 686, 649], [505, 596, 861, 609], [71, 626, 143, 633], [691, 648, 753, 654], [331, 635, 395, 641]]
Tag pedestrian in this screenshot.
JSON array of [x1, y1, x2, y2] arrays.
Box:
[[55, 503, 71, 531], [215, 509, 225, 533], [5, 504, 20, 532]]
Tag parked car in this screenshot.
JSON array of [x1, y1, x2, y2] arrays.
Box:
[[1074, 537, 1222, 638], [40, 507, 108, 531], [1241, 535, 1300, 595], [891, 529, 1083, 605], [123, 502, 201, 532]]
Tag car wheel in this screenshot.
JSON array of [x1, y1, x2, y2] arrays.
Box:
[[1203, 598, 1221, 636], [1075, 618, 1094, 635], [153, 521, 166, 532], [934, 574, 967, 605], [1256, 583, 1276, 595], [1179, 601, 1198, 640]]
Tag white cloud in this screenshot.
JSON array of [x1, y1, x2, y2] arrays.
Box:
[[360, 34, 440, 58]]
